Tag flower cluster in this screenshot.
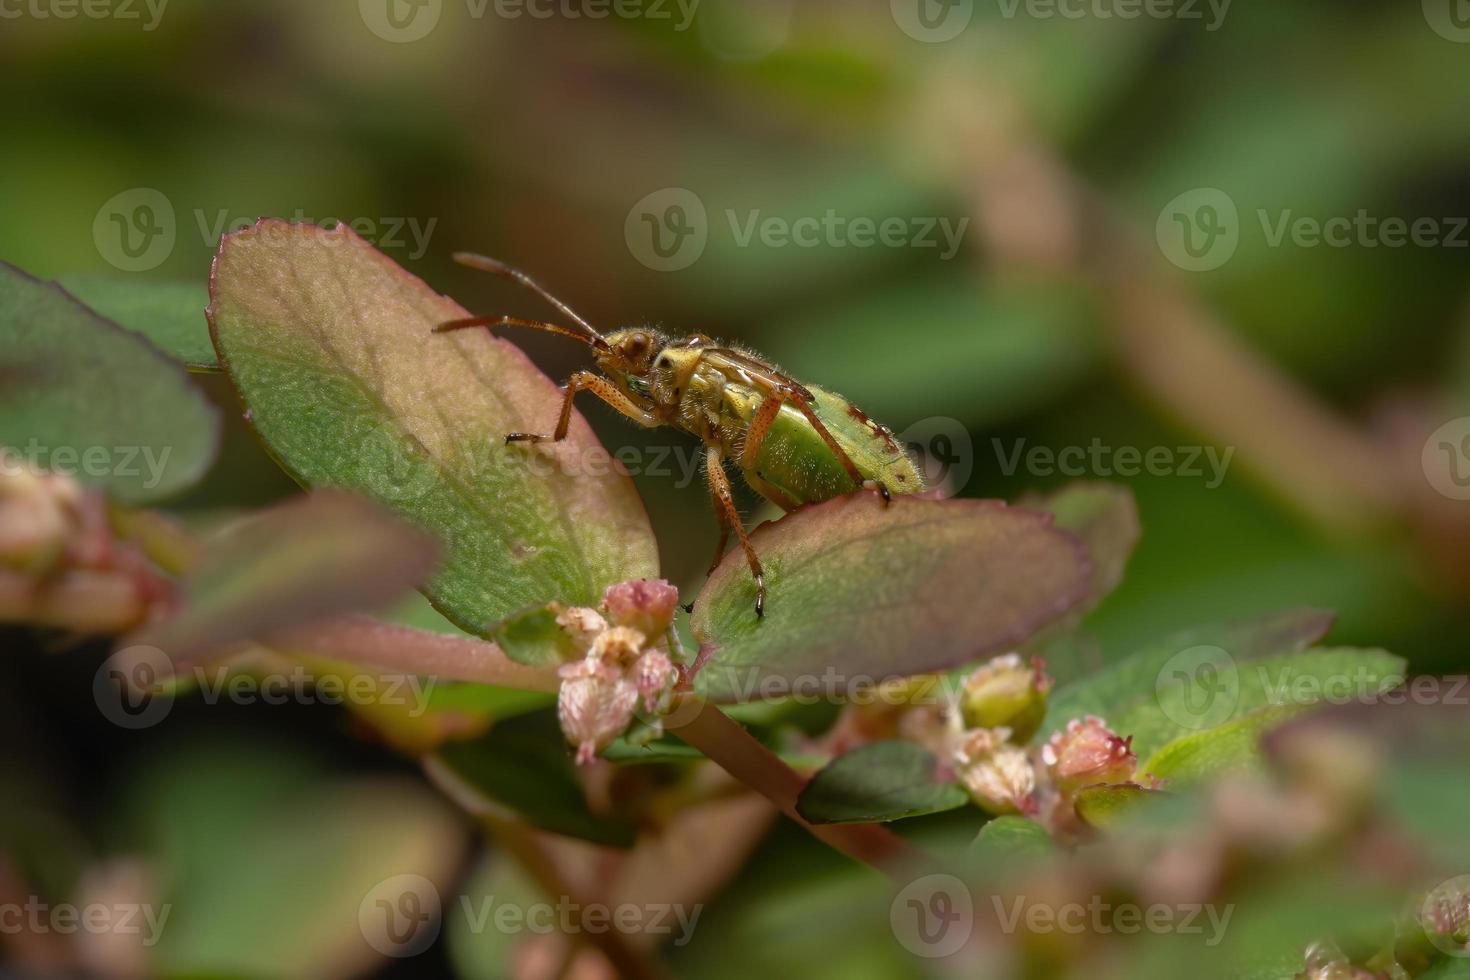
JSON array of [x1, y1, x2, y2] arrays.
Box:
[[0, 452, 170, 633], [554, 579, 682, 765]]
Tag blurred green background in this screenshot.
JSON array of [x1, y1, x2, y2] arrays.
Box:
[[3, 1, 1470, 977]]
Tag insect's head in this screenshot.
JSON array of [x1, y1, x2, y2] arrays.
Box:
[[598, 328, 667, 379]]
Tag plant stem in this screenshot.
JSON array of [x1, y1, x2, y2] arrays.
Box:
[[423, 758, 670, 980], [665, 695, 931, 878]]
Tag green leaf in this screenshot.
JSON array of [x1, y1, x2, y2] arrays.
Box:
[[797, 740, 967, 825], [133, 491, 439, 661], [1044, 608, 1334, 736], [1423, 956, 1470, 978], [207, 220, 657, 635], [1073, 783, 1159, 829], [124, 739, 464, 979], [971, 814, 1054, 863], [692, 496, 1090, 702], [1020, 481, 1140, 617], [1142, 705, 1305, 785], [429, 714, 638, 846], [1118, 646, 1405, 760], [57, 275, 218, 370], [490, 603, 576, 668], [0, 261, 220, 503]]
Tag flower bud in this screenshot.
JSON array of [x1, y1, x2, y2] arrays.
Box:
[[601, 579, 678, 638], [0, 453, 81, 575], [960, 653, 1052, 744], [557, 658, 640, 766], [1041, 716, 1137, 796], [954, 728, 1036, 816], [552, 579, 685, 764]]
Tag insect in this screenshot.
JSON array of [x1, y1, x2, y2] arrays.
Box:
[[435, 253, 925, 617]]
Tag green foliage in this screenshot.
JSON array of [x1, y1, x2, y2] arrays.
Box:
[[56, 276, 218, 371], [0, 262, 219, 502], [797, 741, 967, 824], [691, 495, 1092, 701], [207, 220, 658, 634]]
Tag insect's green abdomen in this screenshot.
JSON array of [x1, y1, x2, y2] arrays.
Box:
[[737, 386, 924, 510]]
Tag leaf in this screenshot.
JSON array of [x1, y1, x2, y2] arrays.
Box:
[[207, 220, 657, 635], [971, 815, 1054, 863], [1020, 481, 1140, 618], [1043, 608, 1334, 736], [428, 713, 638, 846], [1073, 783, 1160, 829], [0, 261, 220, 503], [123, 739, 464, 979], [1142, 705, 1306, 785], [57, 275, 218, 370], [1117, 646, 1405, 760], [132, 491, 439, 662], [796, 740, 967, 825], [691, 496, 1091, 702], [490, 603, 577, 668]]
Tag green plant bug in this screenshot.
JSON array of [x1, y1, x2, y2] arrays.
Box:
[[435, 253, 925, 617]]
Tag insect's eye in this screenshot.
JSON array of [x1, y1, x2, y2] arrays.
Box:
[[623, 332, 650, 358]]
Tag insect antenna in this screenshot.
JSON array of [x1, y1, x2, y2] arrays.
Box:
[[452, 253, 609, 352]]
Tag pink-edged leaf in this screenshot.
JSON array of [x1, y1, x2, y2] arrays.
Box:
[[131, 491, 438, 661], [207, 220, 657, 636], [691, 495, 1091, 702]]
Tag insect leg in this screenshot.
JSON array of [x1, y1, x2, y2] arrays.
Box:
[[507, 370, 659, 444], [705, 446, 766, 618], [705, 474, 733, 576], [761, 386, 893, 504]]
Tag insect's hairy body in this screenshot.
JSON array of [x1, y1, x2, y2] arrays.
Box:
[[598, 329, 924, 510]]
